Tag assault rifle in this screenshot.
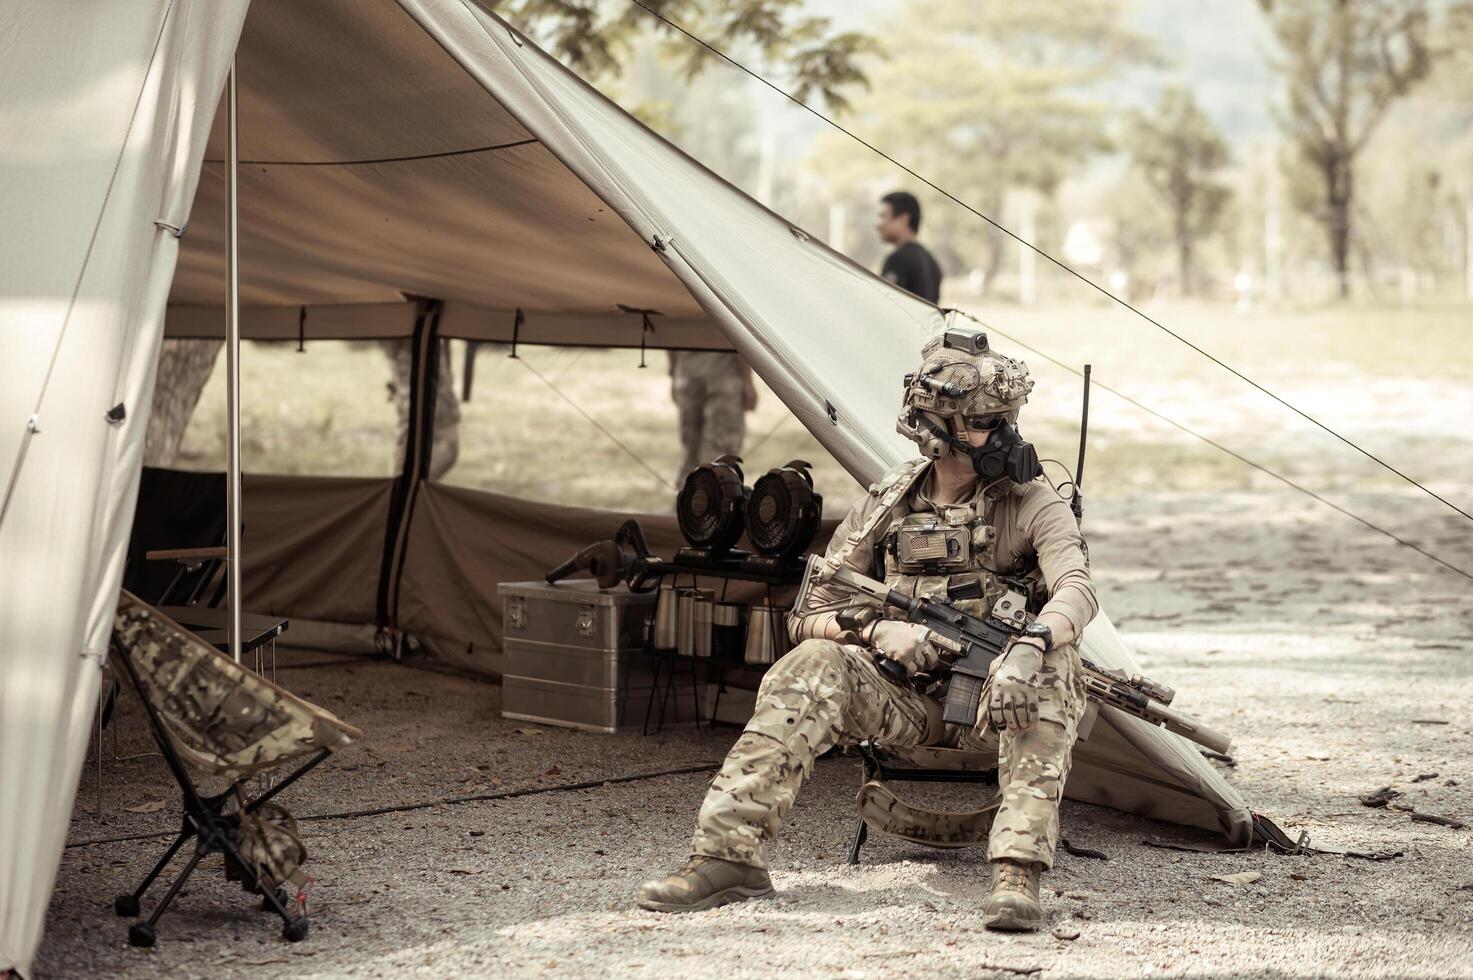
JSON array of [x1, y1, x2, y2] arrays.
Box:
[[816, 559, 1230, 754]]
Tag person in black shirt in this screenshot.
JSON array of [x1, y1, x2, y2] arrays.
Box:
[[878, 191, 942, 303]]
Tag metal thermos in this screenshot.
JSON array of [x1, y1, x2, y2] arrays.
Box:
[[744, 603, 788, 665], [652, 581, 680, 649], [711, 602, 744, 660], [677, 588, 713, 657], [693, 594, 716, 658]]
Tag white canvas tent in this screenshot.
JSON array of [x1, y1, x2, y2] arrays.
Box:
[[0, 1, 1250, 973]]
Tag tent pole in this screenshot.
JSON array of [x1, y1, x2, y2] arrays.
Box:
[[225, 60, 242, 664]]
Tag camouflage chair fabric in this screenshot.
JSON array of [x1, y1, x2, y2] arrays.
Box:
[[114, 590, 361, 778], [855, 745, 1002, 850]]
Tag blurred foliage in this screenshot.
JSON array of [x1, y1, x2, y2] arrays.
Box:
[[1256, 0, 1449, 298], [490, 0, 1473, 304], [806, 0, 1159, 290], [494, 0, 877, 112], [1103, 170, 1172, 296], [1124, 86, 1232, 296]]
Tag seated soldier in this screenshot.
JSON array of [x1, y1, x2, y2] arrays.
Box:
[[637, 327, 1096, 931]]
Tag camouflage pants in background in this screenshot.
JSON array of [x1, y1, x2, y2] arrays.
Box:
[[671, 351, 745, 481], [688, 638, 1086, 870]]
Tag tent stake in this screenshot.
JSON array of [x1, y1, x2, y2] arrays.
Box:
[[225, 60, 243, 664]]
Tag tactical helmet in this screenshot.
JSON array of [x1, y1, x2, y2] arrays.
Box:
[[897, 327, 1034, 455]]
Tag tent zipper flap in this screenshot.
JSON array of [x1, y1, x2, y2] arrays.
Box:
[[376, 299, 443, 653]]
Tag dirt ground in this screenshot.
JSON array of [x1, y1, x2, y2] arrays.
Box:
[[34, 483, 1473, 979]]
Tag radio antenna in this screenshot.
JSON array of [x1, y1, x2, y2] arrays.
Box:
[[1072, 364, 1092, 525]]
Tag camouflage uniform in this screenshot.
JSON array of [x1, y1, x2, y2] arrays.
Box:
[[670, 350, 746, 480], [689, 456, 1096, 871]]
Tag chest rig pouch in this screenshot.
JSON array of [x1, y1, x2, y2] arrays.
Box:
[[886, 507, 994, 576], [881, 499, 1008, 621]]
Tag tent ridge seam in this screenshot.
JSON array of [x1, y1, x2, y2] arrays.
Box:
[[197, 137, 539, 168]]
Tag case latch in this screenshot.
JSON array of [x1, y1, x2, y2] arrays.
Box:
[[507, 596, 527, 631], [576, 604, 597, 637]]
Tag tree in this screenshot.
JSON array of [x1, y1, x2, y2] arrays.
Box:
[[1124, 87, 1232, 296], [807, 0, 1158, 293], [144, 339, 223, 467], [384, 341, 461, 483], [1104, 171, 1172, 299], [497, 0, 876, 110], [1257, 0, 1438, 299]]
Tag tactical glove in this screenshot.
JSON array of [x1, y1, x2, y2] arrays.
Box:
[[987, 641, 1044, 732], [866, 620, 941, 675]]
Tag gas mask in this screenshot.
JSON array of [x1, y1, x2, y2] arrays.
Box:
[[912, 412, 1042, 486]]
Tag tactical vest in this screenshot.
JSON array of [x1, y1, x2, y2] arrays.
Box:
[[828, 458, 1041, 621]]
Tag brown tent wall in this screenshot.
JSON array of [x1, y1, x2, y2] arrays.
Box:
[[133, 326, 831, 670], [394, 483, 839, 675], [242, 474, 392, 627], [128, 470, 392, 632], [394, 483, 685, 671], [125, 470, 836, 676]]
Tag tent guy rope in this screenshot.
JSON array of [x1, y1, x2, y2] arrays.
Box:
[[622, 0, 1473, 579], [513, 354, 677, 491], [65, 759, 722, 849], [978, 321, 1473, 584]]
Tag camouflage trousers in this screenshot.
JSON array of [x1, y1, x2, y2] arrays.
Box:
[[689, 638, 1086, 870], [671, 351, 745, 481]]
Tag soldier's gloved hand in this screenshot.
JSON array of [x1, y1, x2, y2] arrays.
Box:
[[866, 620, 941, 675], [987, 640, 1044, 732]]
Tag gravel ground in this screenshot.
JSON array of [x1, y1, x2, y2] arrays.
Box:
[[34, 485, 1473, 979]]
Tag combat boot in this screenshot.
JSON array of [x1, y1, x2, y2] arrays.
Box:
[[636, 856, 774, 912], [981, 858, 1044, 931]]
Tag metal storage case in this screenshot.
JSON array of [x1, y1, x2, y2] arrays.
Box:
[[497, 579, 659, 733]]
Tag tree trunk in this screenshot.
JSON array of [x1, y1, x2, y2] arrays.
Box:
[[981, 235, 1006, 296], [1465, 192, 1473, 302], [1326, 158, 1354, 300], [1177, 212, 1193, 297], [1017, 190, 1038, 306], [1329, 200, 1351, 299], [144, 339, 223, 467], [385, 340, 461, 482], [976, 187, 1007, 296]]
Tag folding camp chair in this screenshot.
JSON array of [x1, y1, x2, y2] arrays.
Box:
[[108, 590, 362, 947], [90, 537, 287, 816], [848, 741, 1000, 864]]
